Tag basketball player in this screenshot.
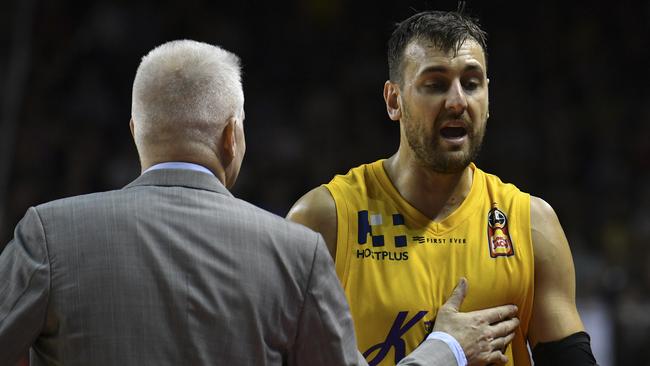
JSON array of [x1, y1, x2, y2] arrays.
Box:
[[287, 10, 597, 366]]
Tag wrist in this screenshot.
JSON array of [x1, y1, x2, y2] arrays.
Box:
[[426, 331, 467, 366]]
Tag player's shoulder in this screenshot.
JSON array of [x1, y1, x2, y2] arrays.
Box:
[[287, 160, 381, 228], [529, 195, 559, 229], [286, 186, 337, 248], [528, 195, 571, 256], [288, 186, 335, 219], [327, 160, 381, 188], [530, 195, 553, 211], [474, 164, 529, 196]]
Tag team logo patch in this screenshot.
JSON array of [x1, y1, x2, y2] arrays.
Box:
[[487, 205, 515, 258]]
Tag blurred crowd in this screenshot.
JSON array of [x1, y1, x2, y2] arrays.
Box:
[[1, 0, 649, 364]]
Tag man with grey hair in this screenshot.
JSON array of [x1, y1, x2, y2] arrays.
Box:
[[0, 39, 517, 365]]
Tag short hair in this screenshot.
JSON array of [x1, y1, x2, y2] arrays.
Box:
[[387, 10, 488, 83], [132, 40, 244, 148]]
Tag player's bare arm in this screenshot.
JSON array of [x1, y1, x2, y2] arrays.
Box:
[[528, 196, 597, 364], [286, 186, 338, 258]]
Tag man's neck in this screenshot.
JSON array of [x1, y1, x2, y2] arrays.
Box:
[[383, 152, 474, 222], [139, 150, 228, 187]]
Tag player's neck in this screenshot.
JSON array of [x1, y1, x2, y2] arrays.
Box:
[[383, 152, 473, 222]]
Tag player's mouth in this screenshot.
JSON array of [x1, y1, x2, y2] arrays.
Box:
[[439, 120, 469, 145]]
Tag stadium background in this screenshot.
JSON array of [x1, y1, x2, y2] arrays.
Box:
[[2, 0, 649, 364]]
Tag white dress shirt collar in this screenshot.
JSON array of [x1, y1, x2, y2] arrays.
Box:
[[143, 162, 215, 177]]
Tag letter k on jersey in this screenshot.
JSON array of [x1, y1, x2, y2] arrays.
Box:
[[362, 311, 428, 365]]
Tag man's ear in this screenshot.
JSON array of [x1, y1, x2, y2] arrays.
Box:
[[383, 81, 402, 121], [220, 117, 237, 166], [129, 118, 135, 139]]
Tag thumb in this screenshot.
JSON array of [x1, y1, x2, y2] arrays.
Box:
[[443, 278, 468, 311]]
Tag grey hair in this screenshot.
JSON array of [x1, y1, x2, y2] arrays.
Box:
[[131, 40, 244, 149]]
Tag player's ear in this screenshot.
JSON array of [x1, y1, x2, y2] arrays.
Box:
[[383, 80, 401, 121]]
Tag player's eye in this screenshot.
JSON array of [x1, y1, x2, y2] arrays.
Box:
[[422, 80, 447, 92], [463, 79, 480, 91]]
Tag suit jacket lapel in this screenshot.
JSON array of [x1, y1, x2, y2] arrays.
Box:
[[123, 169, 233, 197]]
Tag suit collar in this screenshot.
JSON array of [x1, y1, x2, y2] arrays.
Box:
[[124, 169, 233, 197]]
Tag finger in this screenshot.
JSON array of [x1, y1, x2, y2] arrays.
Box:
[[490, 317, 520, 338], [486, 350, 508, 365], [490, 334, 512, 353], [500, 331, 516, 348], [469, 304, 518, 323], [442, 277, 468, 311]]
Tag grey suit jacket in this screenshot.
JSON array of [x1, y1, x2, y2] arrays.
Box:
[[0, 169, 457, 366]]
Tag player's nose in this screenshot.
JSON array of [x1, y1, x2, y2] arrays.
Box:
[[444, 79, 468, 114]]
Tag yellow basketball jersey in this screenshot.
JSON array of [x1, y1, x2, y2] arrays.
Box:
[[324, 160, 534, 366]]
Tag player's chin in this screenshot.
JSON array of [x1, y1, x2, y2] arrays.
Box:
[[430, 152, 472, 174]]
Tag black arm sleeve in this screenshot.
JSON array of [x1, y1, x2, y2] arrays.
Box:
[[532, 331, 598, 366]]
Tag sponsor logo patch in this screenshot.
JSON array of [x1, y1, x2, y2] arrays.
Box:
[[487, 204, 515, 258], [357, 210, 407, 248]]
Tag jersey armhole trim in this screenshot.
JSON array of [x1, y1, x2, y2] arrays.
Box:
[[322, 182, 351, 289]]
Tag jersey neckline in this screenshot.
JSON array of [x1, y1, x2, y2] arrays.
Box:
[[368, 159, 485, 235]]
